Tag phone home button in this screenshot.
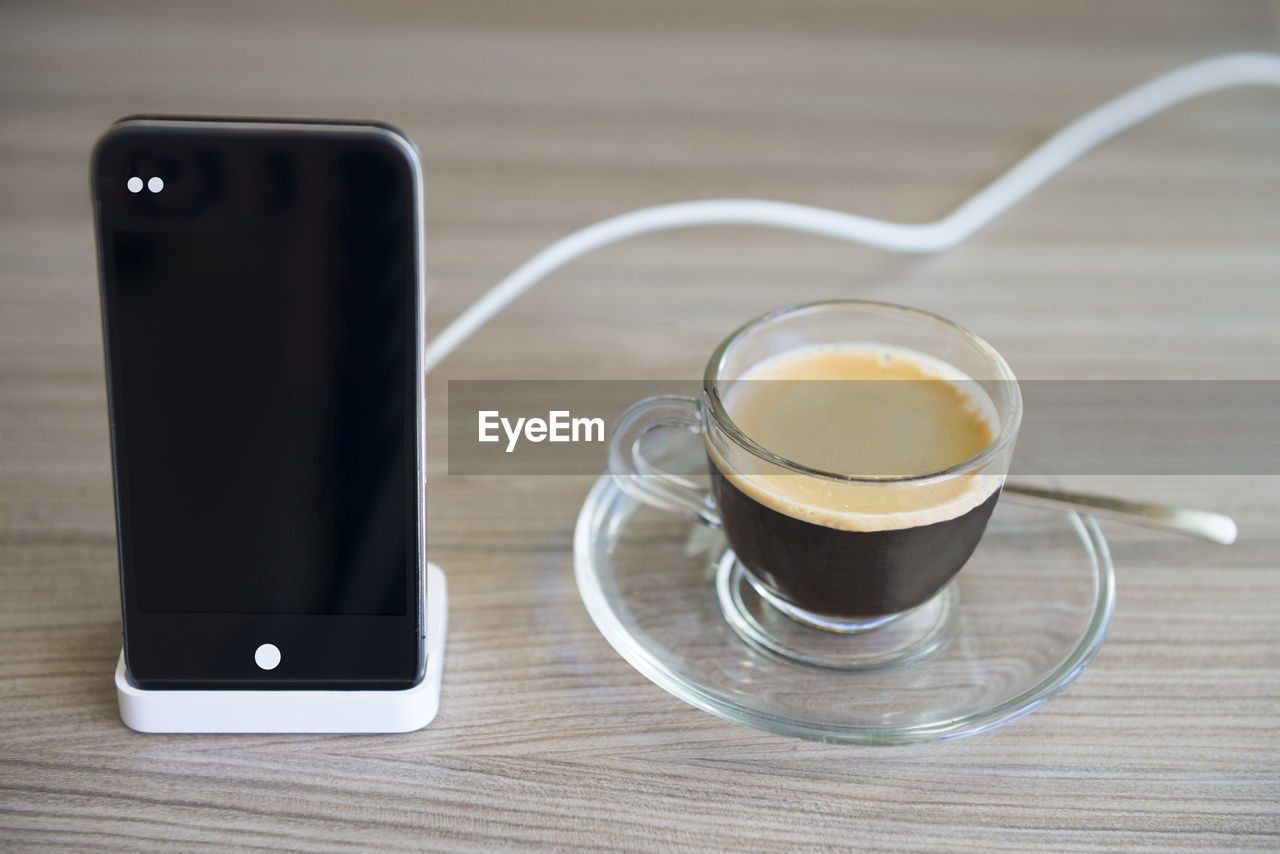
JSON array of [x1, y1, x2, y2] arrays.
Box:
[[254, 643, 281, 671]]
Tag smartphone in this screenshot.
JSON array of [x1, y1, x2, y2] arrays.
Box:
[[92, 117, 426, 690]]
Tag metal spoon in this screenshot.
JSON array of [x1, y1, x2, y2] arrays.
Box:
[[1003, 484, 1238, 545]]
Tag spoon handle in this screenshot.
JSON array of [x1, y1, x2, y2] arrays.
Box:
[[1002, 484, 1238, 545]]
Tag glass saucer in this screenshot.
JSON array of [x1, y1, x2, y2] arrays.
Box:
[[573, 471, 1115, 745]]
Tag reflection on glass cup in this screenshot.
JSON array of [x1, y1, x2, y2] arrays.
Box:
[[608, 301, 1022, 661]]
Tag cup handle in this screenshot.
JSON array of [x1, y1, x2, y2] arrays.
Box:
[[607, 395, 723, 528]]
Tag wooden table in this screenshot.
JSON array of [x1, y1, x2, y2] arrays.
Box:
[[3, 1, 1278, 849]]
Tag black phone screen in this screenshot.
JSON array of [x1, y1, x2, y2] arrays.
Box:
[[94, 120, 422, 687]]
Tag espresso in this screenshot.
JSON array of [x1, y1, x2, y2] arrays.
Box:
[[711, 470, 1000, 617], [711, 344, 1003, 618]]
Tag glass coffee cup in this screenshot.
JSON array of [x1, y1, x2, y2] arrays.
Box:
[[607, 300, 1022, 667]]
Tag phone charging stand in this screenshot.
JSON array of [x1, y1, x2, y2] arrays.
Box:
[[114, 562, 447, 734]]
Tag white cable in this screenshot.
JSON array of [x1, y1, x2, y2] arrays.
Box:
[[423, 52, 1280, 374]]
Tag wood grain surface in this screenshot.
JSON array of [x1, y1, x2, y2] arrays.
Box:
[[2, 1, 1279, 850]]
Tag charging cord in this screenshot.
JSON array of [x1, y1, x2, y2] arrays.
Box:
[[422, 52, 1280, 374]]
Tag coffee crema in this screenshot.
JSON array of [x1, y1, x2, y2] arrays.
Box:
[[715, 343, 1002, 532]]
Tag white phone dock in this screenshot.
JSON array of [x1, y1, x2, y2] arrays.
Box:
[[114, 563, 447, 734]]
